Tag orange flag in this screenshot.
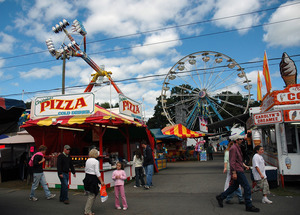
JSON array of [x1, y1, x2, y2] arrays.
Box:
[[257, 71, 262, 101], [263, 51, 272, 93]]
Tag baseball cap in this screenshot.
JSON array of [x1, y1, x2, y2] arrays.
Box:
[[64, 145, 71, 150]]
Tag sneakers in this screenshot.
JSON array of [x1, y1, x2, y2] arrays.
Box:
[[144, 185, 150, 189], [246, 206, 260, 212], [133, 185, 140, 188], [46, 194, 56, 200], [116, 207, 121, 210], [216, 195, 223, 208], [262, 197, 273, 204], [29, 197, 38, 201], [123, 207, 128, 210]]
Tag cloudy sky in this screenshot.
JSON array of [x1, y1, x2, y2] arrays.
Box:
[[0, 0, 300, 120]]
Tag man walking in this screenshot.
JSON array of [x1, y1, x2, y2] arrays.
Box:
[[57, 145, 76, 204], [141, 141, 154, 189], [216, 135, 260, 212], [29, 145, 56, 201]]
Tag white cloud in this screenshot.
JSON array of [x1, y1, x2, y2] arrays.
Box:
[[19, 66, 61, 79], [263, 0, 300, 47], [83, 0, 188, 37], [213, 0, 261, 34], [13, 0, 79, 43], [131, 30, 182, 57], [0, 32, 16, 53]]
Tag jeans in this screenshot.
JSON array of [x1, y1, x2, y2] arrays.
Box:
[[220, 171, 252, 208], [144, 164, 153, 187], [224, 171, 243, 202], [59, 172, 69, 201], [30, 173, 51, 198], [135, 167, 145, 187]]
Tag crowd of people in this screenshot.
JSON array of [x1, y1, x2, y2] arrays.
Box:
[[26, 136, 273, 214], [216, 134, 272, 213], [27, 141, 155, 214]]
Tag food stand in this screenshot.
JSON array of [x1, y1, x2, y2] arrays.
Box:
[[247, 85, 300, 187], [162, 124, 206, 161], [21, 93, 155, 189], [150, 128, 181, 170], [246, 52, 300, 187]]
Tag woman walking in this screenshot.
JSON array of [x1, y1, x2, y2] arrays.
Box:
[[83, 149, 105, 215]]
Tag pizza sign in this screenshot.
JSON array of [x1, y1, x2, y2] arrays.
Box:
[[33, 93, 94, 117]]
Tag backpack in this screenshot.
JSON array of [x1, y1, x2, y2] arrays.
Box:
[[28, 152, 44, 167]]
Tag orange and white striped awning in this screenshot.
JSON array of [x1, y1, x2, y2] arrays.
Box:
[[162, 124, 205, 138]]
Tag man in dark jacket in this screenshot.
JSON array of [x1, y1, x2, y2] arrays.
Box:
[[57, 145, 76, 204], [216, 135, 259, 213], [141, 141, 154, 189], [29, 145, 56, 201]]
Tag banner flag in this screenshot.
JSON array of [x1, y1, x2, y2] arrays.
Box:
[[263, 51, 272, 93], [257, 71, 262, 101]]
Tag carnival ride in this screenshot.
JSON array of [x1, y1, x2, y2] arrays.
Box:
[[45, 19, 122, 94], [161, 51, 253, 132]]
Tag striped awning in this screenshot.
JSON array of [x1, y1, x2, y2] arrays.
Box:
[[161, 124, 205, 138], [22, 105, 144, 128]]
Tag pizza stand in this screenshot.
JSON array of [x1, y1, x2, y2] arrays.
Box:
[[21, 18, 157, 189], [246, 84, 300, 187], [21, 93, 156, 189]]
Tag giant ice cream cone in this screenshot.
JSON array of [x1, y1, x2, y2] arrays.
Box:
[[280, 52, 297, 86]]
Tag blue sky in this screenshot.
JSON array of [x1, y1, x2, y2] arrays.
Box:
[[0, 0, 300, 120]]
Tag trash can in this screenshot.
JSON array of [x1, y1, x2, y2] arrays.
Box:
[[250, 166, 278, 189], [265, 166, 278, 188]]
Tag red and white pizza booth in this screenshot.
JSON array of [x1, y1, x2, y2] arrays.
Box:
[[22, 92, 156, 189], [247, 84, 300, 187]]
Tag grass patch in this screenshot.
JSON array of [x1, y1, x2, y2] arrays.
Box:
[[271, 187, 300, 196]]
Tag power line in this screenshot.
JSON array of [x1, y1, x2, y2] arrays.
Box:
[[0, 1, 299, 61], [1, 17, 299, 71], [2, 55, 300, 98]]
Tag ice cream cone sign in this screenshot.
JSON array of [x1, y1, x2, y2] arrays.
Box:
[[280, 52, 297, 87]]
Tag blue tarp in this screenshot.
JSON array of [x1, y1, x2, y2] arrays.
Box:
[[0, 98, 26, 135], [150, 128, 181, 141]]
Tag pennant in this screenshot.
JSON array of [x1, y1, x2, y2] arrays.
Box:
[[257, 71, 262, 101], [263, 51, 272, 93]]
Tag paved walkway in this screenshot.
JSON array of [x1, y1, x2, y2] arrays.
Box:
[[0, 155, 300, 215]]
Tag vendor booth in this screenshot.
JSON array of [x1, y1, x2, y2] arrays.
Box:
[[22, 94, 155, 189], [150, 128, 181, 169], [247, 84, 300, 187], [162, 124, 206, 161]]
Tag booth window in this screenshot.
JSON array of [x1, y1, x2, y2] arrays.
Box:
[[262, 126, 277, 153], [285, 124, 300, 153]]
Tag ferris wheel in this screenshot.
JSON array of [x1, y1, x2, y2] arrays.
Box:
[[161, 51, 253, 132]]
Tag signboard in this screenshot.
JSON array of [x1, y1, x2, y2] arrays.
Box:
[[119, 94, 142, 119], [199, 117, 208, 133], [275, 85, 300, 105], [33, 93, 95, 117], [283, 109, 300, 122], [260, 93, 275, 112], [253, 111, 282, 125]]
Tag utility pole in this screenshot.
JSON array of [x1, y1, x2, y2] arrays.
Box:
[[62, 51, 66, 94]]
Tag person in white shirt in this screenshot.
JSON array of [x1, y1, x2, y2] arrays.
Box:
[[252, 145, 272, 204], [83, 149, 105, 215], [133, 150, 145, 188]]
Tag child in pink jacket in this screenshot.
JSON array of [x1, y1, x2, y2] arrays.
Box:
[[112, 162, 128, 210]]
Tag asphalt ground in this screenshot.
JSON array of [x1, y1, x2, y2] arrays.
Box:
[[0, 154, 300, 215]]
